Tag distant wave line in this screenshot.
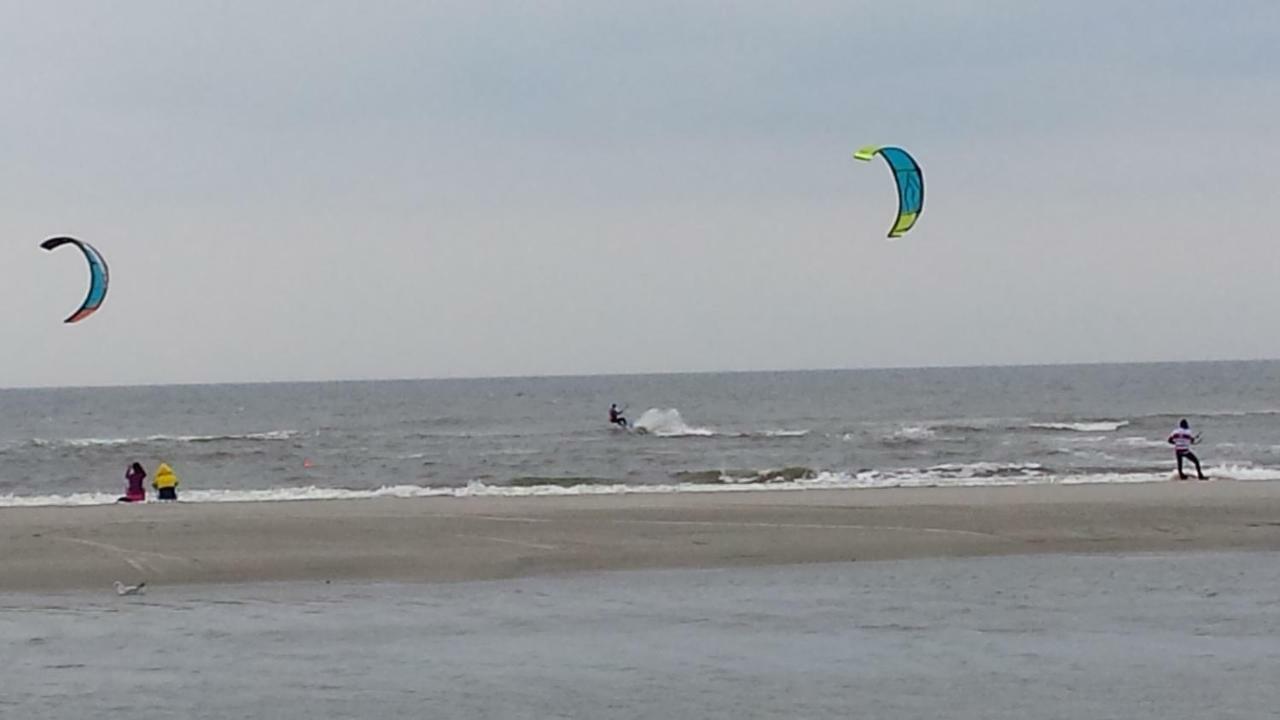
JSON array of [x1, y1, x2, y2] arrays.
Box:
[[3, 464, 1278, 508], [26, 430, 299, 448]]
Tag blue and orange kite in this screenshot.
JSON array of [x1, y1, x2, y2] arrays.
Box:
[[40, 236, 109, 323]]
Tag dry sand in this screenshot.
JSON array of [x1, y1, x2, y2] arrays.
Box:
[[4, 481, 1280, 592]]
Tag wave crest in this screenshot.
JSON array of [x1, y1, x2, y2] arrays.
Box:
[[28, 431, 298, 449], [1030, 421, 1129, 433], [883, 426, 938, 443], [3, 462, 1280, 508], [632, 408, 715, 437]]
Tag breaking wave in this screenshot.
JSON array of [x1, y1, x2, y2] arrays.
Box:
[[673, 466, 819, 484], [1030, 421, 1130, 433], [27, 431, 299, 449], [1114, 436, 1168, 449], [6, 462, 1275, 508], [631, 408, 715, 437], [883, 426, 938, 443], [757, 429, 811, 438]]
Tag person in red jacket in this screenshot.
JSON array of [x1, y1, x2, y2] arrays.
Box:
[[117, 462, 147, 503]]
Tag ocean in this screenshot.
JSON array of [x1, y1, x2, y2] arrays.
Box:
[[5, 552, 1278, 719], [3, 361, 1280, 506]]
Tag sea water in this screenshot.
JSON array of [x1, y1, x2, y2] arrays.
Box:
[[3, 551, 1278, 719], [2, 361, 1280, 505]]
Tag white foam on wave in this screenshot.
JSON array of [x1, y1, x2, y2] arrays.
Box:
[[1204, 465, 1280, 481], [3, 462, 1277, 508], [911, 461, 1046, 477], [0, 486, 453, 508], [632, 408, 716, 437], [758, 429, 811, 438], [30, 430, 298, 448], [884, 425, 937, 443], [1030, 421, 1130, 433], [1213, 443, 1280, 455], [0, 472, 1138, 508], [0, 463, 1183, 507], [1114, 436, 1168, 449]]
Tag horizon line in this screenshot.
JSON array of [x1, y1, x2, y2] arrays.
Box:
[[2, 356, 1276, 392]]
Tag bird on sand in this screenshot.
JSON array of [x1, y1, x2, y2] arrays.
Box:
[[113, 581, 146, 596]]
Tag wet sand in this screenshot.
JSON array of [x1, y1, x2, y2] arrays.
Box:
[[4, 481, 1280, 592]]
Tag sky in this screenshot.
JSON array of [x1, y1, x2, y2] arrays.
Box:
[[2, 1, 1278, 387]]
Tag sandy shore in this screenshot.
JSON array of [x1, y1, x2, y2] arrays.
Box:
[[4, 481, 1280, 592]]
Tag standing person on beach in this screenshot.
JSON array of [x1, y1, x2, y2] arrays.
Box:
[[1167, 419, 1206, 480], [153, 462, 180, 500], [117, 462, 147, 503]]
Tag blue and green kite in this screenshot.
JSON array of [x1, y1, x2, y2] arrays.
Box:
[[853, 145, 923, 238]]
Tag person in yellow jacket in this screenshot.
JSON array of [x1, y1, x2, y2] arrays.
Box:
[[153, 462, 180, 501]]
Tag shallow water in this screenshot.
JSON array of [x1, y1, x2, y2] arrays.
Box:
[[4, 551, 1279, 719], [2, 361, 1280, 506]]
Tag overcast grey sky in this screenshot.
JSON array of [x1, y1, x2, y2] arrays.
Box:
[[2, 1, 1277, 387]]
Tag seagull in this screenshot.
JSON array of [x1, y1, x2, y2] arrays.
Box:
[[114, 581, 146, 596]]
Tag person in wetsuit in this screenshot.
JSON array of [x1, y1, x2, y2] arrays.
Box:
[[608, 403, 629, 428]]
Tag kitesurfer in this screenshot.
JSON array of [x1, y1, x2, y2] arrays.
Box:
[[1167, 419, 1206, 480], [609, 403, 629, 428]]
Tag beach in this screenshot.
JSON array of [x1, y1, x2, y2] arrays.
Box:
[[7, 485, 1280, 719], [6, 480, 1280, 592]]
